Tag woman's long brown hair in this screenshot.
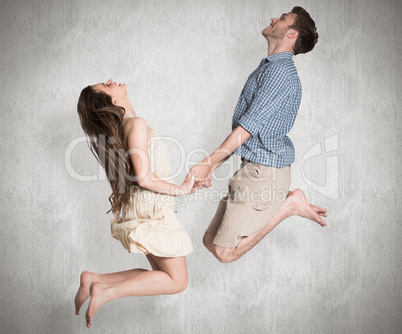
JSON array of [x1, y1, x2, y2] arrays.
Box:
[[77, 86, 135, 216]]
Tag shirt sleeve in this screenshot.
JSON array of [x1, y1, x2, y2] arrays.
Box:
[[238, 64, 291, 136]]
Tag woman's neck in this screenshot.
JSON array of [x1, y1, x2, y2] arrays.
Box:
[[118, 96, 136, 117]]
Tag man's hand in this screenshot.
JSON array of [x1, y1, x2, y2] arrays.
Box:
[[185, 125, 251, 190], [178, 174, 204, 195], [185, 159, 213, 188]]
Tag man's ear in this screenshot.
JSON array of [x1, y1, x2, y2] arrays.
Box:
[[287, 29, 299, 40]]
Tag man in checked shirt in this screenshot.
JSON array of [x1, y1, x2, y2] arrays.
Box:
[[187, 6, 327, 263]]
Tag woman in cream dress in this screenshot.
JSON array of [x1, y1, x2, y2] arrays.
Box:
[[75, 79, 200, 328], [110, 124, 194, 257]]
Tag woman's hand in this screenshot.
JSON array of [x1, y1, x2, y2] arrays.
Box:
[[178, 174, 198, 195], [186, 159, 213, 188]]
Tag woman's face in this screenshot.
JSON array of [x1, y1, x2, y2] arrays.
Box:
[[92, 79, 127, 103]]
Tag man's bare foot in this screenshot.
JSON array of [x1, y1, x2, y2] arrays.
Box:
[[74, 271, 98, 315], [287, 190, 327, 220], [287, 189, 327, 227], [310, 204, 327, 217]]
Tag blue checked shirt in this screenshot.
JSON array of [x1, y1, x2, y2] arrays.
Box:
[[232, 51, 302, 168]]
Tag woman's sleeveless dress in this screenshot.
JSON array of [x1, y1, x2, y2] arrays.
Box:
[[110, 130, 193, 257]]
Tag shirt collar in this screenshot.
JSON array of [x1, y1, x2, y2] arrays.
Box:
[[261, 51, 294, 64]]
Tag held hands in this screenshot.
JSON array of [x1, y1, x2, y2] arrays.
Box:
[[178, 174, 203, 195], [185, 159, 213, 190], [178, 157, 214, 196]]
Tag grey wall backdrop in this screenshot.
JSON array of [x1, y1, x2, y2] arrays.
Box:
[[1, 0, 401, 333]]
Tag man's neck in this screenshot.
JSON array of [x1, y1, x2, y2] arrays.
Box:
[[267, 39, 294, 56]]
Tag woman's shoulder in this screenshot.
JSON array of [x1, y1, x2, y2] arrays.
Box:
[[124, 116, 147, 127], [123, 117, 153, 143]]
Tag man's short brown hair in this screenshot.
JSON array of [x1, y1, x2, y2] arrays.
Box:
[[289, 6, 318, 55]]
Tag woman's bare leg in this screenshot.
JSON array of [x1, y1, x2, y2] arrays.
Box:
[[74, 254, 160, 315], [85, 255, 188, 328]]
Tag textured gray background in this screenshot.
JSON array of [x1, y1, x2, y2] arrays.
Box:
[[1, 0, 401, 333]]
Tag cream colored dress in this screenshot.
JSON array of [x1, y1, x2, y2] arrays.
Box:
[[110, 130, 193, 257]]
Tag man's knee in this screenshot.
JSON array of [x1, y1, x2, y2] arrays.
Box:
[[214, 246, 237, 263], [203, 233, 241, 263], [203, 232, 215, 252]]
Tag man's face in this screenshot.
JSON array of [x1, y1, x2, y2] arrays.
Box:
[[262, 12, 297, 40]]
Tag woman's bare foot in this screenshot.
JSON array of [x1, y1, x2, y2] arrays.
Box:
[[85, 282, 112, 328], [74, 271, 98, 315], [287, 189, 327, 227]]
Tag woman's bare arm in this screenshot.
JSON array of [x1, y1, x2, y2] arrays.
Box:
[[125, 117, 194, 195]]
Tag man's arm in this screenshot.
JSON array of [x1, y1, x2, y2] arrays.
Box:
[[188, 64, 290, 187], [186, 125, 251, 187]]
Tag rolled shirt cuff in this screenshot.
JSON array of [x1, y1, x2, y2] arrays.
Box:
[[238, 115, 262, 136]]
